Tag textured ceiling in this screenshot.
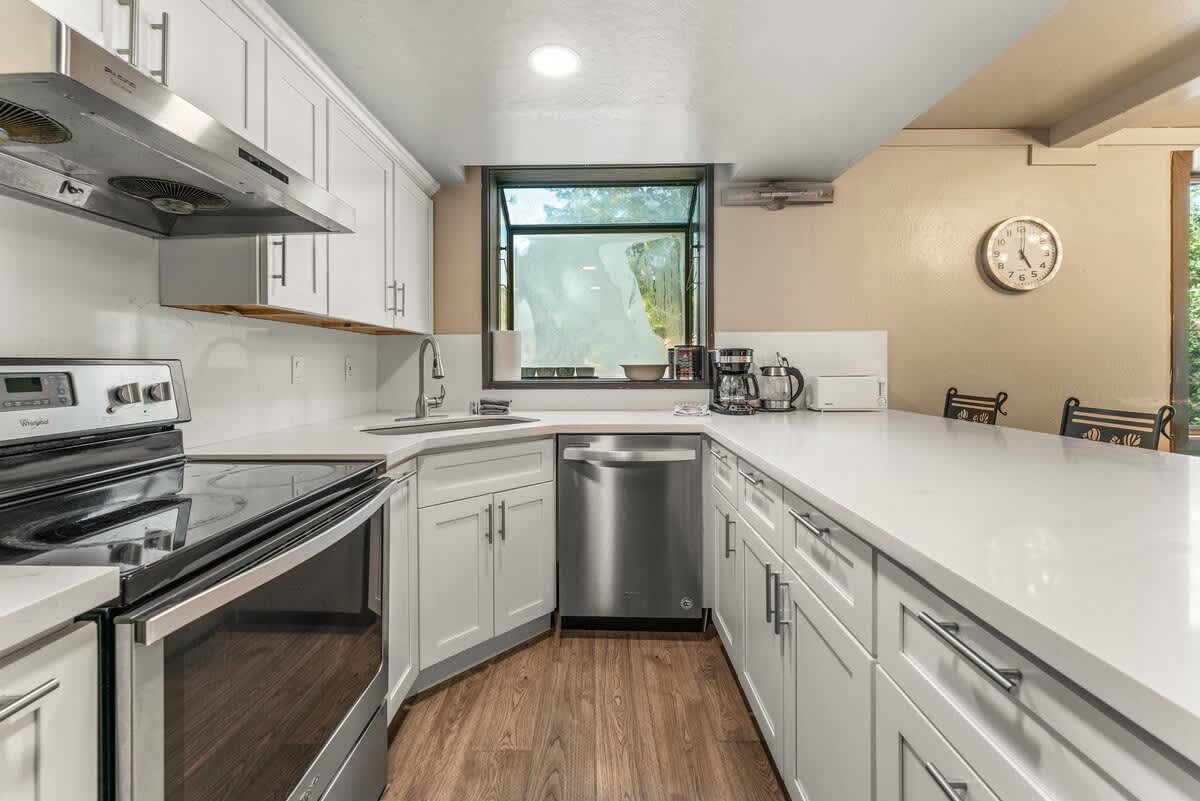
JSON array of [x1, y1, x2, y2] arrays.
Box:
[[265, 0, 1061, 184], [914, 0, 1200, 130]]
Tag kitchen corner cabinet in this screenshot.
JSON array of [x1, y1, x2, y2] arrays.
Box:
[[386, 467, 419, 722], [711, 489, 741, 669], [418, 482, 555, 669], [138, 0, 266, 146], [0, 621, 99, 801]]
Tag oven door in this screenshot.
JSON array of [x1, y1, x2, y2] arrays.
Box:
[[114, 477, 396, 801]]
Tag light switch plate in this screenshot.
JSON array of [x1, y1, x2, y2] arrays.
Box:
[[344, 355, 354, 383], [291, 355, 305, 385]]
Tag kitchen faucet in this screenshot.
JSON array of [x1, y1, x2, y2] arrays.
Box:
[[415, 336, 446, 419]]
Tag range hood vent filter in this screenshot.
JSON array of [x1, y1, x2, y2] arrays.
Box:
[[0, 99, 70, 144], [108, 177, 230, 216]]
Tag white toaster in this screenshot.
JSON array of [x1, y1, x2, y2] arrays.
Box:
[[805, 375, 888, 411]]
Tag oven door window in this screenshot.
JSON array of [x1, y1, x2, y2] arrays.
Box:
[[158, 517, 382, 801]]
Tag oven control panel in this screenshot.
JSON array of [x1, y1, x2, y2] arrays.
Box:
[[0, 360, 191, 445], [0, 372, 75, 411]]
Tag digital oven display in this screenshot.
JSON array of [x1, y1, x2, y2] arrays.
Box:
[[4, 376, 43, 393]]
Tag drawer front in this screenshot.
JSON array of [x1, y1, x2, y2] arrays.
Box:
[[875, 666, 1002, 801], [709, 439, 738, 504], [0, 622, 98, 801], [418, 438, 554, 507], [737, 459, 784, 555], [783, 489, 875, 652], [878, 558, 1200, 801]]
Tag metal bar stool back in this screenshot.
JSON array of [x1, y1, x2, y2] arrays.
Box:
[[1059, 397, 1174, 450], [943, 387, 1008, 425]]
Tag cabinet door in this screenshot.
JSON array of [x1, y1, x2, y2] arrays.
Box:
[[139, 0, 266, 146], [0, 622, 98, 801], [418, 494, 494, 668], [740, 523, 786, 764], [386, 470, 419, 722], [493, 482, 555, 636], [876, 667, 1002, 801], [263, 41, 328, 315], [393, 165, 433, 333], [31, 0, 116, 50], [327, 104, 393, 328], [711, 490, 741, 668], [783, 567, 873, 801]]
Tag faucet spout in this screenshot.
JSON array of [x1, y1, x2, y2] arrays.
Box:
[[416, 336, 447, 418]]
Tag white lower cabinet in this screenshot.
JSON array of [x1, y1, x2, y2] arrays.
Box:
[[0, 621, 99, 801], [782, 565, 874, 801], [493, 482, 556, 636], [740, 521, 786, 765], [876, 666, 1001, 801], [386, 468, 419, 721], [711, 489, 741, 668], [418, 481, 556, 669]]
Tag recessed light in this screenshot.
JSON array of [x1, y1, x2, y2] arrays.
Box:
[[530, 45, 580, 78], [581, 264, 595, 271]]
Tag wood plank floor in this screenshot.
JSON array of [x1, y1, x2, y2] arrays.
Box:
[[384, 629, 788, 801]]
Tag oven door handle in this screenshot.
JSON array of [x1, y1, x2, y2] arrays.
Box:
[[130, 478, 398, 645]]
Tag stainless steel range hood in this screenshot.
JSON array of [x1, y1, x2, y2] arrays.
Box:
[[0, 0, 354, 238]]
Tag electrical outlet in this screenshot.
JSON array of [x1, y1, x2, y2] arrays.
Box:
[[291, 355, 305, 385], [344, 355, 354, 383]]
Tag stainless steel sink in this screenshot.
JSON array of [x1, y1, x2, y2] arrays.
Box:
[[362, 416, 538, 435]]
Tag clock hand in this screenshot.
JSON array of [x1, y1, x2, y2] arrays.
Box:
[[1019, 249, 1035, 271]]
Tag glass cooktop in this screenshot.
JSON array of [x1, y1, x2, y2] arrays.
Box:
[[0, 459, 378, 603]]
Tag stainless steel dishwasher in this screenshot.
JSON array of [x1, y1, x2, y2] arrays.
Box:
[[557, 434, 702, 623]]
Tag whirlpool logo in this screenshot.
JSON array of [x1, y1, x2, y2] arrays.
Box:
[[18, 417, 50, 429]]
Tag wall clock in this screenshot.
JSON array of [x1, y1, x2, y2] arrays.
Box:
[[980, 216, 1062, 292]]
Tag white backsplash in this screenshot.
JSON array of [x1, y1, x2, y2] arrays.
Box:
[[0, 196, 378, 448], [377, 331, 886, 413]]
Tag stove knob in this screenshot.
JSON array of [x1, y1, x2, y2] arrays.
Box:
[[145, 381, 173, 403], [111, 382, 142, 406]]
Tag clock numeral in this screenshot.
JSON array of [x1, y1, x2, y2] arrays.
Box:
[[997, 238, 1006, 246], [1040, 262, 1046, 269], [1019, 274, 1026, 282], [1032, 271, 1039, 278], [992, 250, 1000, 257], [1008, 272, 1014, 279]]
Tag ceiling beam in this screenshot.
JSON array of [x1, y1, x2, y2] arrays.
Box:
[[1049, 50, 1200, 148]]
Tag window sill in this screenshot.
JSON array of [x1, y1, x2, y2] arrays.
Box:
[[485, 379, 711, 391]]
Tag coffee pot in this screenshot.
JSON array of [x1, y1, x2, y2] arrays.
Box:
[[758, 353, 804, 412]]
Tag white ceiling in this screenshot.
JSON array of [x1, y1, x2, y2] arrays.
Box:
[[266, 0, 1064, 185]]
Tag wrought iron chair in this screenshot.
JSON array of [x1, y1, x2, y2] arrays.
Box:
[[943, 387, 1008, 425], [1059, 397, 1174, 450]]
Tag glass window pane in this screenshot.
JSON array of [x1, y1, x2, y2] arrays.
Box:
[[503, 185, 695, 225], [512, 231, 690, 378]]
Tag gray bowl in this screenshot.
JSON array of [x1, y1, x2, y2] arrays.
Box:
[[620, 363, 669, 381], [556, 367, 576, 378], [576, 366, 596, 377], [535, 367, 557, 378]]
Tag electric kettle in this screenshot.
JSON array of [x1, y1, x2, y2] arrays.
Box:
[[758, 353, 805, 412]]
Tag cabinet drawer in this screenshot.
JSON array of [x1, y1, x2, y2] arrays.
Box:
[[782, 490, 874, 652], [875, 666, 1002, 801], [418, 438, 554, 507], [877, 558, 1200, 801], [708, 439, 737, 504], [737, 459, 784, 555], [0, 622, 98, 801]]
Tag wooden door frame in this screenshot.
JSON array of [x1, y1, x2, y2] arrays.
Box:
[[1170, 151, 1194, 452]]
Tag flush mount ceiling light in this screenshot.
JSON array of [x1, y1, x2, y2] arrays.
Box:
[[529, 45, 580, 78]]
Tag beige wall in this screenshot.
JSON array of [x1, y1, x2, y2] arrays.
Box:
[[433, 145, 1172, 434]]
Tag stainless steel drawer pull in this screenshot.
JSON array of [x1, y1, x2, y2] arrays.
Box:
[[917, 612, 1022, 693], [0, 678, 60, 724], [765, 561, 774, 623], [116, 0, 139, 64], [150, 12, 170, 85], [498, 500, 506, 541], [724, 514, 735, 557], [708, 448, 728, 463], [923, 761, 967, 800], [738, 469, 762, 486], [773, 573, 789, 635], [787, 508, 830, 538], [563, 447, 695, 463], [485, 502, 494, 544], [271, 238, 287, 285]]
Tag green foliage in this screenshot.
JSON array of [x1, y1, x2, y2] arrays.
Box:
[[540, 185, 693, 225], [1189, 185, 1200, 425]]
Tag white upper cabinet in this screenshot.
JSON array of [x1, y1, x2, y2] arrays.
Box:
[[138, 0, 266, 146], [327, 103, 394, 328], [263, 40, 328, 315], [393, 165, 433, 334], [32, 0, 117, 50]]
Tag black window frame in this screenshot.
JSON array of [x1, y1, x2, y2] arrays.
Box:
[[481, 165, 715, 390]]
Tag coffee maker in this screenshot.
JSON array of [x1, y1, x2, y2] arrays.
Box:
[[710, 348, 760, 415]]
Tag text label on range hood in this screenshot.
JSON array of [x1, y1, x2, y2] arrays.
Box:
[[0, 0, 355, 238]]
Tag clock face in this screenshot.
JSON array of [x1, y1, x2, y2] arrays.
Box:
[[981, 216, 1062, 292]]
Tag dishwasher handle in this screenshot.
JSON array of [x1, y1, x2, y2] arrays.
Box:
[[562, 447, 696, 463]]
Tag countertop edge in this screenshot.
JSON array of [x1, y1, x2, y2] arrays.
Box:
[[0, 566, 119, 659]]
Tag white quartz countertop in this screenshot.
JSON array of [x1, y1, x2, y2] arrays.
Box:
[[192, 408, 1200, 766], [0, 566, 118, 657]]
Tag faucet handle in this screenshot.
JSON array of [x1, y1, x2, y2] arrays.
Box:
[[425, 384, 446, 409]]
